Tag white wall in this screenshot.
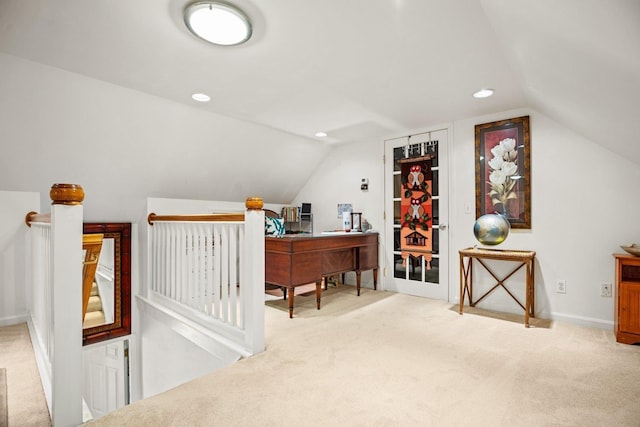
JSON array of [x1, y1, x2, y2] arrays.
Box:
[[139, 309, 238, 398], [293, 141, 384, 234], [294, 108, 640, 329], [0, 52, 330, 222], [292, 140, 384, 288], [0, 190, 40, 325], [452, 108, 640, 327]]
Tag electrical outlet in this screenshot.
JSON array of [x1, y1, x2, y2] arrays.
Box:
[[600, 283, 612, 297], [556, 279, 566, 294]]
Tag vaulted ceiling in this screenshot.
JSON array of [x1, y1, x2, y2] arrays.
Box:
[[1, 0, 639, 162]]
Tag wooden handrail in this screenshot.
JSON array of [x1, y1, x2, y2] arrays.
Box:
[[148, 212, 245, 225], [25, 211, 51, 227], [148, 196, 264, 225]]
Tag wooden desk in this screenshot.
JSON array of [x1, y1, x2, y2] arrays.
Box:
[[265, 233, 379, 318], [459, 247, 536, 327]]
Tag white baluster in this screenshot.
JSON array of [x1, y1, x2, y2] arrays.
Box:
[[167, 224, 172, 300], [238, 226, 245, 329], [155, 223, 161, 295], [184, 225, 191, 308], [195, 224, 205, 312], [150, 224, 156, 293], [221, 225, 229, 322], [213, 226, 221, 319], [229, 224, 238, 326], [161, 223, 168, 296], [205, 224, 214, 315], [178, 224, 186, 305]]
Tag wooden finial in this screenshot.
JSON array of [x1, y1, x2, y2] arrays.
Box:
[[245, 197, 264, 210], [50, 183, 84, 205]]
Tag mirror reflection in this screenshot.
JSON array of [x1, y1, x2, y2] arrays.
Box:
[[83, 237, 115, 329]]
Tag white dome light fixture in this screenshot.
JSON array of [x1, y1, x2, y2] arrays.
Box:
[[473, 88, 494, 99], [184, 1, 252, 46]]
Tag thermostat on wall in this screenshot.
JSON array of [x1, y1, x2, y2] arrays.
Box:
[[361, 178, 369, 191]]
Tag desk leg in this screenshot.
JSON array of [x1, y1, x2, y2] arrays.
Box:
[[525, 261, 533, 328], [373, 268, 378, 290], [287, 286, 295, 319], [316, 281, 322, 310], [356, 271, 362, 296], [530, 261, 535, 317], [459, 255, 464, 314]]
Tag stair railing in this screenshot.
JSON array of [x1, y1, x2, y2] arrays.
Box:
[[147, 197, 265, 355], [25, 183, 84, 427]]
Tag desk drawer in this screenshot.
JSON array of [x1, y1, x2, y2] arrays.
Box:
[[322, 249, 355, 275], [359, 245, 378, 270]]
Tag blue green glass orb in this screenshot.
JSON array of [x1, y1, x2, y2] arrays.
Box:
[[473, 214, 510, 246]]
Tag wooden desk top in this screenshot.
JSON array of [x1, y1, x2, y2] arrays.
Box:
[[459, 247, 536, 261], [266, 231, 377, 241], [266, 232, 379, 253]]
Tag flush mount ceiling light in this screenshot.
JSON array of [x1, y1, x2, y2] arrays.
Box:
[[473, 88, 494, 99], [184, 1, 252, 46], [315, 132, 328, 137]]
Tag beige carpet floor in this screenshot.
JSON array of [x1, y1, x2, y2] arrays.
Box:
[[0, 323, 50, 427], [87, 285, 640, 427]]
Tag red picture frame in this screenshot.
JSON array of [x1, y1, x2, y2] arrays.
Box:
[[475, 116, 531, 229]]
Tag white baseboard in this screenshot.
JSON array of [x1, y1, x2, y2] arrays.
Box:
[[450, 296, 613, 331], [549, 312, 614, 330], [0, 313, 28, 327]]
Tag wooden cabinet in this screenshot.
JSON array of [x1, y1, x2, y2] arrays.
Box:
[[614, 254, 640, 344]]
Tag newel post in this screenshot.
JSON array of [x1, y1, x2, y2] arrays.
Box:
[[50, 184, 84, 427], [243, 197, 265, 354]]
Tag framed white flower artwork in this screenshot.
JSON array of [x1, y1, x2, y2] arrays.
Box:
[[475, 116, 531, 229]]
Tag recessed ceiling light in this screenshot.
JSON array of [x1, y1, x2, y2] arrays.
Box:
[[473, 88, 494, 99], [192, 93, 211, 102], [184, 1, 252, 46], [315, 132, 328, 137]]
